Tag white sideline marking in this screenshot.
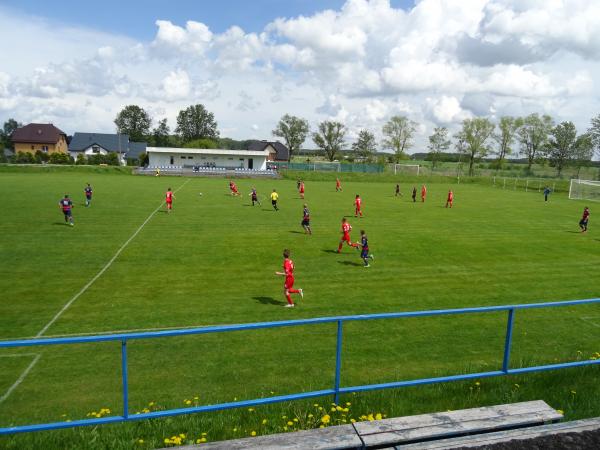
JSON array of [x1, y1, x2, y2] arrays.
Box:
[[0, 354, 41, 404], [0, 353, 39, 358], [0, 179, 191, 405], [580, 316, 600, 328]]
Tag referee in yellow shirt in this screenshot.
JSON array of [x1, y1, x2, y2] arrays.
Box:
[[270, 189, 279, 211]]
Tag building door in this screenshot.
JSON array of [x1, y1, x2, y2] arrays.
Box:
[[248, 158, 253, 169], [170, 156, 174, 165]]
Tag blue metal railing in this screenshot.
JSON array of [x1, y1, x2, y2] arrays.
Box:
[[1, 298, 599, 435]]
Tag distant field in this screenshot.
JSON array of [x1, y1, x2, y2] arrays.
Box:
[[0, 169, 599, 448]]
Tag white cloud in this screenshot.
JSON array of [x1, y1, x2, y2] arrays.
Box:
[[426, 96, 472, 124], [152, 20, 212, 56], [161, 69, 191, 100]]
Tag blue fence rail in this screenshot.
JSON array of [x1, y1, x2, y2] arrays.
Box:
[[1, 298, 599, 435]]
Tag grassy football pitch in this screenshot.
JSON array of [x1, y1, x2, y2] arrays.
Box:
[[0, 170, 599, 442]]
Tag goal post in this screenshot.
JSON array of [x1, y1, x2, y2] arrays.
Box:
[[569, 179, 600, 201], [394, 164, 420, 175]]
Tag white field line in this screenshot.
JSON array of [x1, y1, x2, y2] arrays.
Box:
[[580, 316, 600, 328], [0, 179, 191, 405], [0, 354, 41, 404], [0, 353, 39, 358]]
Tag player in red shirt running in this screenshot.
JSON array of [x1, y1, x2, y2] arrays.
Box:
[[446, 189, 454, 208], [354, 194, 363, 217], [336, 178, 342, 192], [421, 185, 427, 202], [299, 181, 305, 199], [229, 181, 240, 196], [165, 187, 174, 213], [337, 218, 359, 252], [580, 206, 590, 233], [275, 249, 303, 307]]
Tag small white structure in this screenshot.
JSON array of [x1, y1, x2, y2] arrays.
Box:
[[147, 147, 270, 170]]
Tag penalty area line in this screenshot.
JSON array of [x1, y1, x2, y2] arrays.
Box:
[[0, 179, 191, 406]]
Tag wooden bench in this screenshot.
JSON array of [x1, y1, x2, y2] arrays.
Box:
[[177, 400, 562, 450]]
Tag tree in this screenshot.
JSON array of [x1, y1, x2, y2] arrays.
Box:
[[455, 118, 495, 176], [573, 132, 594, 178], [1, 118, 20, 161], [517, 113, 553, 174], [351, 129, 377, 161], [151, 118, 171, 147], [273, 114, 310, 161], [587, 114, 600, 158], [546, 121, 578, 177], [494, 116, 522, 171], [427, 127, 451, 171], [114, 105, 152, 142], [49, 152, 73, 165], [312, 121, 346, 162], [75, 153, 87, 165], [382, 116, 418, 162], [176, 104, 219, 143], [183, 138, 217, 149]]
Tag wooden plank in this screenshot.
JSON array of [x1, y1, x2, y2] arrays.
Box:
[[354, 400, 556, 436], [178, 424, 362, 450], [360, 412, 561, 447], [400, 417, 600, 449]]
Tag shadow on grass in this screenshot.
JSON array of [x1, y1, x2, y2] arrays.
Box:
[[253, 296, 286, 306], [337, 260, 363, 267], [564, 230, 583, 234], [289, 230, 303, 234], [322, 249, 339, 254], [52, 222, 71, 226]]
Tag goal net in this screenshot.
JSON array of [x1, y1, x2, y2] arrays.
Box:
[[394, 164, 420, 175], [569, 179, 600, 201]]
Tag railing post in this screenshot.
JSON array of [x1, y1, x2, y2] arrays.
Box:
[[334, 320, 343, 405], [121, 340, 129, 419], [502, 309, 515, 373]]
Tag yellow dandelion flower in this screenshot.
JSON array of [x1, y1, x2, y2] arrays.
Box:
[[375, 413, 382, 420], [343, 408, 349, 413], [164, 438, 170, 444], [137, 439, 144, 444], [202, 432, 207, 436], [570, 390, 576, 395], [149, 402, 155, 406], [233, 428, 238, 432], [194, 396, 199, 400], [313, 403, 319, 407], [197, 437, 207, 443], [66, 419, 71, 423], [293, 418, 299, 422], [287, 421, 293, 426], [318, 406, 323, 411], [319, 425, 325, 428], [308, 414, 314, 418], [283, 426, 288, 431], [557, 409, 564, 415], [185, 400, 192, 406], [350, 418, 356, 423], [330, 407, 337, 412], [179, 433, 186, 439], [475, 382, 481, 386], [262, 419, 268, 425], [321, 414, 331, 424], [346, 402, 351, 406], [282, 415, 287, 419], [367, 414, 374, 421], [251, 431, 257, 437], [248, 408, 255, 412]]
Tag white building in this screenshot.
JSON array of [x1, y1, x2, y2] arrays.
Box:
[[147, 147, 271, 170]]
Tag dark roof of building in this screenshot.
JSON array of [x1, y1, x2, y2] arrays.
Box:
[[126, 141, 147, 160], [11, 123, 66, 144], [69, 132, 130, 152], [247, 140, 289, 161]]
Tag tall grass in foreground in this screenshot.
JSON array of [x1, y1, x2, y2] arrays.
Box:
[[2, 361, 598, 450]]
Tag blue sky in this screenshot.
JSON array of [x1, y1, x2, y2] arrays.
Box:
[[0, 0, 598, 146], [2, 0, 412, 39]]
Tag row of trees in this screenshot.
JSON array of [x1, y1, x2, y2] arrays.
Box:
[[273, 113, 600, 176]]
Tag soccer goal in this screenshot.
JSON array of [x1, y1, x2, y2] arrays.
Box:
[[569, 179, 600, 201], [394, 164, 420, 175]]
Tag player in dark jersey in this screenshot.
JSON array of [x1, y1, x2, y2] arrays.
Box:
[[580, 207, 590, 233], [357, 230, 374, 267], [301, 204, 312, 235], [395, 184, 402, 197], [411, 186, 417, 202], [275, 249, 303, 307], [84, 183, 93, 207], [59, 194, 74, 226], [249, 187, 261, 206]]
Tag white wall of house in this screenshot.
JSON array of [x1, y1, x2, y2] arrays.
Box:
[[147, 148, 268, 170]]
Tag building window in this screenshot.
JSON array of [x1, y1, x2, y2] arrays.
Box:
[[181, 156, 186, 159], [187, 156, 193, 159], [31, 145, 34, 150], [228, 158, 233, 160], [91, 145, 100, 154], [42, 146, 49, 152]]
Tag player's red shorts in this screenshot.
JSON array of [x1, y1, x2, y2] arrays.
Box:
[[341, 233, 351, 244], [166, 200, 172, 208], [285, 276, 295, 290]]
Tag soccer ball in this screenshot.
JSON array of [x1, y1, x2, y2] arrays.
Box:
[[199, 192, 203, 196]]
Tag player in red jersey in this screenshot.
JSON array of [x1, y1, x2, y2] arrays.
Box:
[[337, 218, 359, 253], [354, 194, 363, 217], [446, 189, 454, 208], [275, 249, 303, 307], [299, 180, 305, 199], [579, 206, 590, 233], [165, 188, 174, 212], [336, 178, 342, 192], [229, 181, 240, 196], [421, 185, 427, 202]]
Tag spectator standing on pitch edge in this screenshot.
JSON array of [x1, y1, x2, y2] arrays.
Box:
[[59, 194, 74, 226], [84, 183, 93, 207], [580, 207, 590, 233]]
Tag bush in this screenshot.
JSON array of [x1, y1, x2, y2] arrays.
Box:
[[183, 138, 217, 149], [34, 150, 50, 164], [48, 152, 73, 165], [75, 154, 87, 165], [13, 151, 35, 164]]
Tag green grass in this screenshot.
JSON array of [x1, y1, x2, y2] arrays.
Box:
[[0, 169, 599, 449]]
